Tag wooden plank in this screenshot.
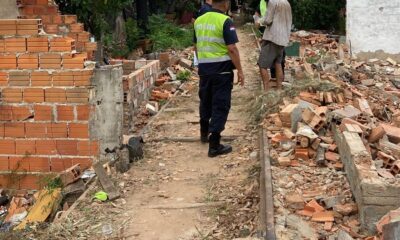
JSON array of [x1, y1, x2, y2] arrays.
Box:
[[93, 162, 120, 201], [16, 189, 62, 230]]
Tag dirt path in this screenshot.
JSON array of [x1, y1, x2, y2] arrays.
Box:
[[122, 28, 262, 240]]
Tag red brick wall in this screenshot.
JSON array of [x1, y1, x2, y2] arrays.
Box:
[[0, 0, 98, 190], [110, 60, 160, 132], [17, 0, 97, 59]]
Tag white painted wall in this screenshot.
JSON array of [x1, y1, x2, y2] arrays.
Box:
[[347, 0, 400, 55]]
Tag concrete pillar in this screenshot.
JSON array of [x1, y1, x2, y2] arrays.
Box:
[[0, 0, 19, 19], [91, 65, 124, 153]]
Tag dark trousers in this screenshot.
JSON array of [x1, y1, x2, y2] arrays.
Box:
[[270, 49, 286, 78], [199, 73, 233, 134]]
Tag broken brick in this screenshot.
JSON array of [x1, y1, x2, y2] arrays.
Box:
[[305, 199, 325, 213], [286, 192, 305, 210], [59, 164, 81, 186], [277, 156, 291, 167], [334, 203, 358, 216], [381, 124, 400, 144], [324, 221, 333, 231], [311, 211, 334, 222], [325, 151, 340, 162], [295, 148, 309, 160], [368, 125, 386, 143]]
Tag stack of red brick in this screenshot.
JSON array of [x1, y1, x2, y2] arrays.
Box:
[[17, 0, 97, 59], [110, 59, 161, 132], [0, 0, 98, 190]]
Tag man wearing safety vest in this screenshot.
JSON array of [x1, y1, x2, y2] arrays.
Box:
[[194, 0, 244, 158], [260, 0, 267, 17]]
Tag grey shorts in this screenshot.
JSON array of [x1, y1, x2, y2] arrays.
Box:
[[258, 41, 285, 69]]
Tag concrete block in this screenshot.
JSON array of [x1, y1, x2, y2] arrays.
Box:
[[334, 126, 400, 234]]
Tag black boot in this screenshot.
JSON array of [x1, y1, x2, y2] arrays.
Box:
[[208, 133, 232, 158]]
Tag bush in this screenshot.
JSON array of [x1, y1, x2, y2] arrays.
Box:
[[246, 0, 346, 32], [56, 0, 131, 39], [125, 18, 141, 51], [176, 70, 191, 82], [148, 15, 194, 51], [288, 0, 346, 32]]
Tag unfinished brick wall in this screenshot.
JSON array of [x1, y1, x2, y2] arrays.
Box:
[[0, 0, 98, 190], [110, 59, 160, 132], [17, 0, 97, 59]]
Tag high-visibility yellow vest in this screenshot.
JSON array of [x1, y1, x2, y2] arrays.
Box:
[[260, 0, 267, 17], [194, 11, 231, 64]]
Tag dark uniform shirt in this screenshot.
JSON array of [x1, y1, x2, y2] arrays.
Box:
[[194, 2, 213, 19], [194, 9, 239, 76]]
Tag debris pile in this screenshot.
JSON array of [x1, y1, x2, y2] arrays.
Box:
[[265, 86, 362, 239], [0, 164, 97, 234], [151, 56, 197, 103], [264, 30, 400, 239]]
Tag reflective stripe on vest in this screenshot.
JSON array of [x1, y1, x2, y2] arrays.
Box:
[[194, 11, 231, 64], [198, 56, 231, 64], [260, 0, 267, 17], [196, 36, 225, 44]]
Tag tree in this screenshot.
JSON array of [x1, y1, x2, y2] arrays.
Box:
[[56, 0, 131, 40], [136, 0, 149, 37]]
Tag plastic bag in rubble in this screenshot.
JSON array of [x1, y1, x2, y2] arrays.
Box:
[[9, 211, 28, 226]]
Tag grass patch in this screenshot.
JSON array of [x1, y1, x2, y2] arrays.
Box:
[[149, 15, 193, 52], [176, 70, 191, 82]]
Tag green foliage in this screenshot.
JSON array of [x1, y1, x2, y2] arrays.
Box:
[[125, 18, 141, 51], [176, 70, 191, 82], [102, 33, 129, 58], [56, 0, 131, 39], [288, 0, 346, 32], [38, 176, 63, 192], [183, 1, 197, 12], [148, 15, 194, 51]]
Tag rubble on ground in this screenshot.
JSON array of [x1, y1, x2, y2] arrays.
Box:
[[0, 164, 96, 236], [0, 49, 198, 238], [263, 30, 400, 239], [127, 51, 198, 134]]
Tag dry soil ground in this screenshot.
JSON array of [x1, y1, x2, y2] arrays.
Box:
[[122, 28, 263, 240]]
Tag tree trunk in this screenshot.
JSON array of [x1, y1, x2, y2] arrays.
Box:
[[166, 0, 177, 14], [136, 0, 149, 37], [149, 0, 158, 15]]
